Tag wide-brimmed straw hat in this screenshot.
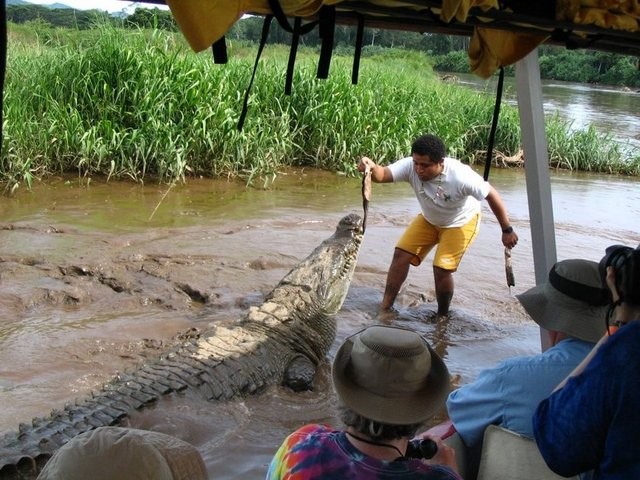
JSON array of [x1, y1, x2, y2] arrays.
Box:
[[516, 259, 610, 343], [332, 325, 450, 425], [36, 427, 207, 480]]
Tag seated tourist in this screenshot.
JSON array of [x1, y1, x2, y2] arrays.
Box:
[[267, 324, 461, 479], [443, 259, 609, 476], [37, 426, 208, 480], [533, 245, 640, 479]]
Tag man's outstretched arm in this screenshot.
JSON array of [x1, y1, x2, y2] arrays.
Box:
[[485, 186, 518, 248]]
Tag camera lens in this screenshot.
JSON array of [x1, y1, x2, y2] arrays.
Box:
[[598, 245, 632, 288], [405, 438, 438, 459], [599, 245, 640, 306]]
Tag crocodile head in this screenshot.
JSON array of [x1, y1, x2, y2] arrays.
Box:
[[278, 213, 363, 316], [249, 213, 363, 364]]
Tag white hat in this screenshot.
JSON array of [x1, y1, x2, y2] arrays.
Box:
[[36, 427, 207, 480], [516, 259, 609, 343]]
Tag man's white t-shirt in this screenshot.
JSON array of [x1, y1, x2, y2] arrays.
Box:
[[387, 156, 490, 227]]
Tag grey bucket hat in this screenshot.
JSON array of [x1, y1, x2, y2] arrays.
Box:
[[516, 259, 610, 343], [332, 325, 450, 425]]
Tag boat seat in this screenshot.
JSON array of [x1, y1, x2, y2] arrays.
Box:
[[476, 425, 578, 480]]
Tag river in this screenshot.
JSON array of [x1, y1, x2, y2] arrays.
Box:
[[1, 166, 639, 478], [454, 72, 640, 151]]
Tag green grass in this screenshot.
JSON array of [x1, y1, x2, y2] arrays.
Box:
[[2, 22, 638, 193]]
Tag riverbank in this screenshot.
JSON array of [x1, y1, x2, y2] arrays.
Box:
[[3, 23, 639, 194]]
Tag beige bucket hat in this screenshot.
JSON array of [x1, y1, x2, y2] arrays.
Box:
[[516, 259, 610, 343], [36, 427, 207, 480], [332, 325, 450, 425]]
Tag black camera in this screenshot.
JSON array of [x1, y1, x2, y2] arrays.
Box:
[[405, 438, 438, 459], [598, 244, 640, 305]]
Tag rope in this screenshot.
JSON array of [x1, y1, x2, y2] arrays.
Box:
[[237, 15, 273, 131], [483, 66, 505, 181]]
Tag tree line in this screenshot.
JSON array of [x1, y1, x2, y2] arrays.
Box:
[[6, 4, 177, 31], [7, 4, 640, 87]]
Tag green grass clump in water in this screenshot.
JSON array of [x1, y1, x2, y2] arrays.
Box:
[[2, 23, 638, 193], [546, 117, 640, 175]]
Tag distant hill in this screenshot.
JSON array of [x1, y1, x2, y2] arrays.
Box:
[[7, 2, 115, 29], [7, 1, 111, 11], [8, 0, 76, 8], [7, 1, 166, 13], [7, 2, 176, 29]]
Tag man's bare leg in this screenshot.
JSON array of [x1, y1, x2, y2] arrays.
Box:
[[380, 248, 415, 311], [433, 311, 451, 357], [434, 266, 454, 317]]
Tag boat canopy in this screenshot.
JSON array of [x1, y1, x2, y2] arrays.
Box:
[[161, 0, 640, 78]]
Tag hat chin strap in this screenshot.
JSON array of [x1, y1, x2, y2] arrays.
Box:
[[345, 431, 405, 459]]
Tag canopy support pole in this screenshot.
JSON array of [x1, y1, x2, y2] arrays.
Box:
[[515, 49, 557, 351]]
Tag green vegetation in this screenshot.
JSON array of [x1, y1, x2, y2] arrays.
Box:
[[7, 3, 177, 31], [2, 22, 639, 193], [232, 17, 640, 88], [7, 3, 640, 87], [425, 46, 640, 87], [7, 3, 112, 29]]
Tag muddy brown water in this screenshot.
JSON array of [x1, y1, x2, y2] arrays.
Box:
[[1, 167, 638, 478]]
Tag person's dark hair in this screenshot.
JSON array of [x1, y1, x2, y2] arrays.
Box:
[[339, 406, 423, 441], [411, 134, 446, 161]]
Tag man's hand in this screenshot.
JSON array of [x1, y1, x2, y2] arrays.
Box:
[[358, 156, 376, 173], [358, 157, 393, 183], [606, 266, 621, 304], [502, 229, 518, 249]]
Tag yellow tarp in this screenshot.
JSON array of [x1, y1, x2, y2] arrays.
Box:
[[166, 0, 638, 78], [439, 0, 546, 78], [469, 29, 548, 78], [166, 0, 325, 52], [440, 0, 498, 23]]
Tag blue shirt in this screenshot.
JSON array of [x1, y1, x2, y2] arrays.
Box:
[[533, 322, 640, 479], [446, 338, 594, 449]]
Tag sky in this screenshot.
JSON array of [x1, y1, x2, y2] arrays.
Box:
[[27, 1, 169, 14]]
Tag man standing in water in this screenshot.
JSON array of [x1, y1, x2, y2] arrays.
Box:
[[357, 134, 518, 319]]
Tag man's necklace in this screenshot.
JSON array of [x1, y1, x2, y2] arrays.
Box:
[[345, 431, 405, 459], [422, 173, 444, 202]]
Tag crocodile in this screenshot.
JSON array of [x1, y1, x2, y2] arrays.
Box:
[[0, 213, 363, 479]]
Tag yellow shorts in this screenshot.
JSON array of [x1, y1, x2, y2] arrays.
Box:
[[396, 213, 481, 271]]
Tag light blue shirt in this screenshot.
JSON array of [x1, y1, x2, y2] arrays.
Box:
[[446, 338, 594, 450]]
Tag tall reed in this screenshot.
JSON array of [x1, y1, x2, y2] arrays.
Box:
[[2, 23, 638, 192]]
